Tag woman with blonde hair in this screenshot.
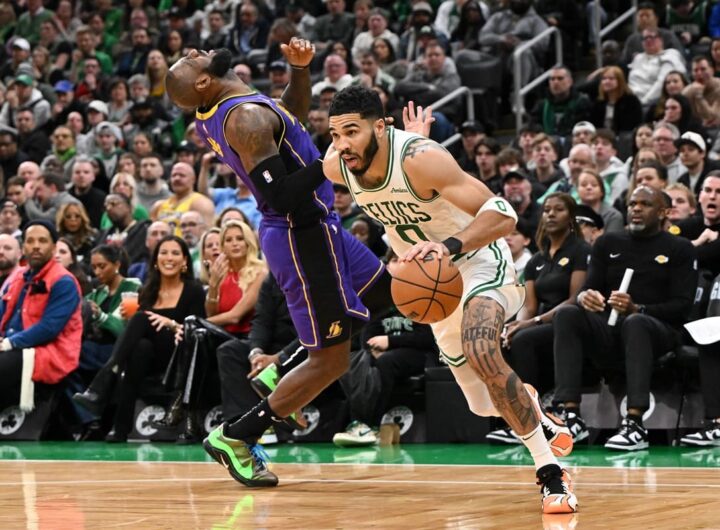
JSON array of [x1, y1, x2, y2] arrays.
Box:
[[590, 66, 642, 133], [56, 202, 97, 263], [206, 220, 267, 336], [99, 172, 150, 228]]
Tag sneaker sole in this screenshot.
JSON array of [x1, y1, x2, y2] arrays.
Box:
[[680, 437, 720, 447], [525, 385, 574, 457], [333, 436, 377, 448], [542, 470, 578, 514], [202, 439, 278, 488], [542, 493, 579, 514], [485, 433, 522, 444], [604, 440, 649, 451]]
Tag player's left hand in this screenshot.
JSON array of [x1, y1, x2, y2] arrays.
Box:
[[608, 291, 636, 315], [401, 241, 449, 262], [280, 37, 315, 68], [403, 101, 435, 138]]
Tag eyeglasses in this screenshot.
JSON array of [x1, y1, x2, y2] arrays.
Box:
[[653, 136, 673, 142], [549, 76, 567, 81], [180, 222, 199, 229], [642, 34, 659, 41], [54, 133, 71, 139]]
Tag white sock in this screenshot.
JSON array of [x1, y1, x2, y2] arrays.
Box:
[[519, 424, 559, 470]]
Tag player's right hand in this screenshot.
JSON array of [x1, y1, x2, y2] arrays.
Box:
[[401, 241, 448, 262], [280, 37, 315, 68]]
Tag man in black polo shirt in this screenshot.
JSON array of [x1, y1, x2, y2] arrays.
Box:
[[675, 173, 720, 276], [552, 186, 697, 451]]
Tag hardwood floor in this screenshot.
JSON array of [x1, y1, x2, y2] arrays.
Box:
[[0, 459, 717, 529]]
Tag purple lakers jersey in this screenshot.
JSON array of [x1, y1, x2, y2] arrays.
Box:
[[195, 92, 333, 225]]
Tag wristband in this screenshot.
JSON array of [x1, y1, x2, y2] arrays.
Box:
[[290, 64, 309, 70], [442, 236, 463, 255]]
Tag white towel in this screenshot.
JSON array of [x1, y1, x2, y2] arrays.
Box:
[[19, 348, 35, 412]]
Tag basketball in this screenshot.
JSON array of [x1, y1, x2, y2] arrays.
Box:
[[390, 252, 463, 324]]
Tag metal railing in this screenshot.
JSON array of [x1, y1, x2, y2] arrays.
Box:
[[594, 0, 638, 68], [513, 26, 563, 131], [425, 87, 475, 149]]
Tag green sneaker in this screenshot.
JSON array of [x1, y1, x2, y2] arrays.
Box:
[[203, 424, 278, 487], [250, 365, 307, 431]]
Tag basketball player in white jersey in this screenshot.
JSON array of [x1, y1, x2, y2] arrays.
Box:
[[323, 86, 578, 514]]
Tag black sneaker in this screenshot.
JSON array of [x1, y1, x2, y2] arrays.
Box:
[[536, 464, 578, 514], [564, 411, 589, 443], [485, 426, 521, 445], [681, 419, 720, 447], [604, 418, 648, 451]]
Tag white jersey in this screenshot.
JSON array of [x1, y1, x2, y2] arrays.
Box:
[[340, 127, 518, 305], [341, 127, 524, 415]]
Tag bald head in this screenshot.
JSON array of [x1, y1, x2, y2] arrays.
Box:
[[628, 185, 666, 235], [0, 233, 21, 272], [167, 48, 239, 111]]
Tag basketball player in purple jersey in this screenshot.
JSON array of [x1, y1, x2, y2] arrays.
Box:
[[166, 41, 391, 486]]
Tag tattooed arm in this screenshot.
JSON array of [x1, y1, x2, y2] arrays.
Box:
[[224, 103, 326, 214], [400, 138, 516, 259]]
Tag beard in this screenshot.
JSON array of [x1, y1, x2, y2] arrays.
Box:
[[345, 134, 379, 178], [207, 48, 233, 78], [0, 257, 15, 271]]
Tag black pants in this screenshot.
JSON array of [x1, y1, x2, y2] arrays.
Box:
[[0, 349, 24, 408], [372, 347, 428, 424], [699, 342, 720, 419], [553, 305, 679, 411], [504, 323, 555, 394], [110, 312, 176, 435]]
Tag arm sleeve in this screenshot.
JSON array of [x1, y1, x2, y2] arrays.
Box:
[[9, 277, 80, 348], [248, 155, 327, 215]]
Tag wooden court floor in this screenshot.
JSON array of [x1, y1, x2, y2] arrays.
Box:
[[0, 452, 719, 530]]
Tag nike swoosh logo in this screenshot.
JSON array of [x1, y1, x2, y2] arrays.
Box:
[[354, 190, 363, 195], [536, 265, 544, 270], [358, 430, 373, 436], [610, 253, 621, 258]]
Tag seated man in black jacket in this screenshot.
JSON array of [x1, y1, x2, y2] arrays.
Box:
[[552, 186, 697, 451]]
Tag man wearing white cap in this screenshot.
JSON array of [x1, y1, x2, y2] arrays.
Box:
[[677, 131, 720, 197], [0, 39, 32, 86], [76, 100, 109, 156]]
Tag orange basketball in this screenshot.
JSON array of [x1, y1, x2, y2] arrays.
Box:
[[390, 252, 463, 324]]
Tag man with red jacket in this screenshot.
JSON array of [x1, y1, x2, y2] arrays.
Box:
[[0, 219, 82, 411]]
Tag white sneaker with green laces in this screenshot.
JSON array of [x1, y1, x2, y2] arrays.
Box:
[[333, 421, 377, 447]]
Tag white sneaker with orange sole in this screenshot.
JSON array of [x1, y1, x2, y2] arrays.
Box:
[[526, 384, 574, 457]]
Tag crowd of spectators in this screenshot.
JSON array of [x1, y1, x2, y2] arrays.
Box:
[[0, 0, 718, 451]]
